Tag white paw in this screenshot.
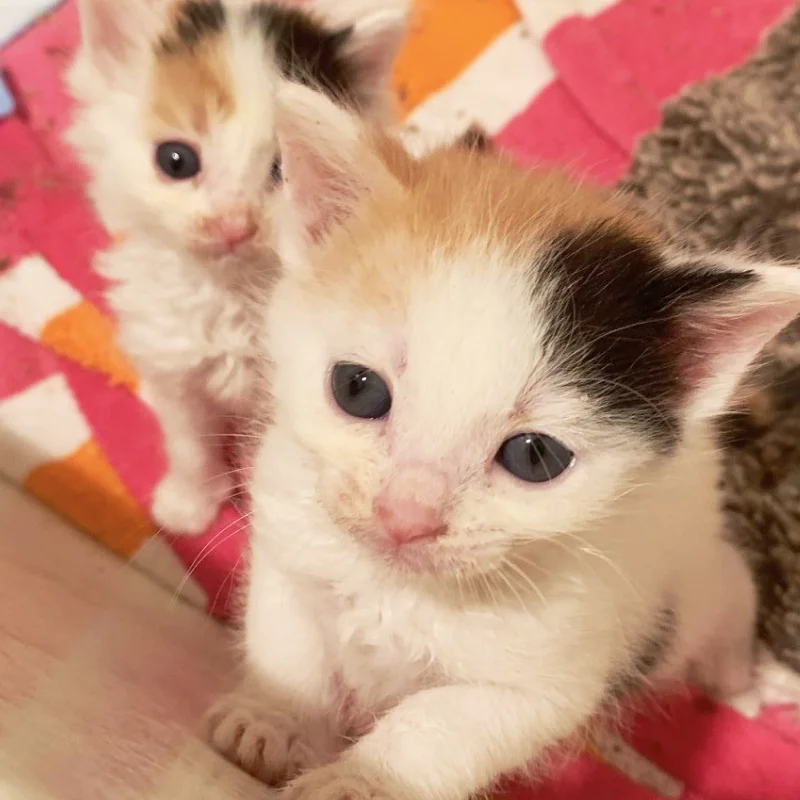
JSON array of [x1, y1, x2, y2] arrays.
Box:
[[726, 686, 762, 719], [151, 471, 231, 535], [206, 698, 323, 785], [725, 647, 800, 719], [284, 762, 395, 800]]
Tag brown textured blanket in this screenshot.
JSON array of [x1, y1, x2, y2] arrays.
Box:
[[622, 8, 800, 670]]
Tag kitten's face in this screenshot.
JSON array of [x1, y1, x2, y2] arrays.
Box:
[[255, 87, 800, 584], [69, 0, 405, 261], [262, 155, 745, 580], [267, 235, 653, 579]]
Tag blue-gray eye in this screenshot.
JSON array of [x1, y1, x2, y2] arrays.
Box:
[[155, 141, 201, 180], [497, 433, 574, 483], [331, 363, 391, 420]]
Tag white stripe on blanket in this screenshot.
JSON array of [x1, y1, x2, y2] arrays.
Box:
[[0, 376, 90, 481], [0, 254, 81, 338], [515, 0, 619, 37], [401, 22, 554, 155]]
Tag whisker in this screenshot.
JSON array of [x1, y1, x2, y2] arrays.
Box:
[[503, 556, 548, 610], [197, 432, 262, 441], [211, 552, 245, 616], [495, 561, 533, 615], [200, 466, 249, 487], [171, 510, 254, 604], [554, 532, 639, 599]]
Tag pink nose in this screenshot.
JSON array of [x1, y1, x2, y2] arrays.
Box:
[[375, 497, 446, 545], [204, 210, 257, 250]]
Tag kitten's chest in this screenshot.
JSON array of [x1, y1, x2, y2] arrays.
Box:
[[318, 569, 575, 721], [106, 246, 262, 406], [326, 584, 516, 713], [331, 591, 442, 712], [193, 290, 260, 411]]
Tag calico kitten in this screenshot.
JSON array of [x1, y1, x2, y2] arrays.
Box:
[[208, 84, 800, 794], [65, 0, 408, 534]]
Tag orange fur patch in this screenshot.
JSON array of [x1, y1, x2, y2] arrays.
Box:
[[150, 35, 234, 135], [309, 139, 659, 314]]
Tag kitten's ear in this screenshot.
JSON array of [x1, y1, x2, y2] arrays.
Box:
[[668, 255, 800, 420], [77, 0, 161, 70], [315, 0, 410, 116], [274, 82, 404, 264]]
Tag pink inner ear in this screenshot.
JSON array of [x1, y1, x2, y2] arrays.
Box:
[[86, 0, 126, 58], [681, 302, 799, 391], [287, 145, 365, 245], [86, 0, 131, 61], [85, 0, 159, 63]]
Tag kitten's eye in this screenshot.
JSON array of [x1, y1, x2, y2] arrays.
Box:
[[331, 363, 391, 420], [155, 141, 201, 180], [497, 433, 574, 483], [270, 157, 282, 185]]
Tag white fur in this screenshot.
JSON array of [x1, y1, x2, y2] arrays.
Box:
[[68, 4, 281, 530], [66, 0, 407, 534], [233, 260, 765, 798], [209, 88, 800, 798]]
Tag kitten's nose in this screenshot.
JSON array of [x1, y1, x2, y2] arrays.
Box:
[[205, 208, 257, 250], [373, 463, 449, 545], [375, 497, 446, 544]]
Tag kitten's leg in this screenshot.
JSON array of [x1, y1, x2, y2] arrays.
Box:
[[283, 679, 607, 800], [692, 543, 800, 719], [207, 552, 338, 783], [722, 645, 800, 719], [144, 376, 231, 535], [744, 646, 800, 716], [689, 539, 758, 706]]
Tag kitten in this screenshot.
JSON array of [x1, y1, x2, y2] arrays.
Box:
[[65, 0, 409, 534], [209, 84, 800, 795]]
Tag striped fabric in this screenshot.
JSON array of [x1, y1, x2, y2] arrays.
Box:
[[2, 2, 800, 794]]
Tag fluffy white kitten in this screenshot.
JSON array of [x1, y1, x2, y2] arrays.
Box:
[[65, 0, 408, 533], [210, 85, 800, 797]]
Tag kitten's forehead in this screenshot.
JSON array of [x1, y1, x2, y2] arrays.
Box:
[[313, 148, 658, 309], [149, 0, 358, 136], [150, 2, 238, 134], [316, 149, 696, 449]]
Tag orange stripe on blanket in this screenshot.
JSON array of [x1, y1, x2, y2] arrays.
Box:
[[393, 0, 520, 116], [25, 440, 155, 559], [40, 300, 138, 392]]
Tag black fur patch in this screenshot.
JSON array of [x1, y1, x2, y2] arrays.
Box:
[[158, 2, 360, 106], [246, 4, 360, 106], [160, 0, 226, 53], [607, 606, 678, 700], [541, 226, 756, 448]]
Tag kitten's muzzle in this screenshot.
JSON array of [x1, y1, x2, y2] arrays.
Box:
[[372, 463, 449, 546], [202, 206, 258, 252]]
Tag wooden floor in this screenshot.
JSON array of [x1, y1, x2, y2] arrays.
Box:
[[0, 480, 266, 799]]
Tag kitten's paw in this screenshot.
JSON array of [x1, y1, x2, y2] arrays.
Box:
[[284, 762, 396, 800], [700, 648, 755, 700], [726, 647, 800, 719], [206, 698, 322, 785], [151, 470, 230, 535]]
